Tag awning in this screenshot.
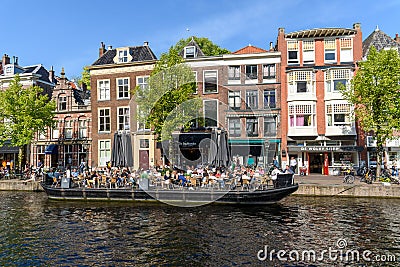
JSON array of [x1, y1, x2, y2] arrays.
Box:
[[45, 144, 58, 154]]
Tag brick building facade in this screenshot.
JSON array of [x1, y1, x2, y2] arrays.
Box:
[[180, 40, 281, 168], [88, 42, 158, 170], [31, 68, 92, 170], [277, 23, 364, 174]]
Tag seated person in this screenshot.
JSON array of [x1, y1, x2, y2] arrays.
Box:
[[270, 166, 282, 181], [177, 172, 187, 186], [284, 165, 294, 174], [71, 168, 79, 179]]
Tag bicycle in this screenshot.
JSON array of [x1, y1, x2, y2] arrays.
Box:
[[360, 167, 375, 184], [342, 167, 355, 184]]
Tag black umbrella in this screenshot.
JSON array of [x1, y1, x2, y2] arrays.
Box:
[[111, 132, 133, 167], [209, 129, 231, 167]]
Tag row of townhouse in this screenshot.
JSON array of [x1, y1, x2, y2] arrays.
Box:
[[1, 23, 399, 174]]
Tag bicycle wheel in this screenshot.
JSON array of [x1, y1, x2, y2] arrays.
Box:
[[344, 175, 355, 184]]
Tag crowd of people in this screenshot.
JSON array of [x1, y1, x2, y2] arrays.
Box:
[[47, 156, 296, 191]]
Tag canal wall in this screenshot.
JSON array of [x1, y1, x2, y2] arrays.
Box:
[[0, 180, 43, 191], [293, 183, 400, 198]]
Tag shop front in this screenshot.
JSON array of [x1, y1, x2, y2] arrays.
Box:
[[287, 145, 363, 175], [229, 139, 279, 168]]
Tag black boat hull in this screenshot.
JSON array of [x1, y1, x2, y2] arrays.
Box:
[[40, 183, 299, 205]]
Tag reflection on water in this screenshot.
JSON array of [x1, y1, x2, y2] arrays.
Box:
[[0, 191, 399, 266]]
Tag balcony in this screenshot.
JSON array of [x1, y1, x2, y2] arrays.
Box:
[[325, 125, 356, 136], [288, 126, 317, 137]]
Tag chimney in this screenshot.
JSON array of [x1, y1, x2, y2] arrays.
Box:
[[353, 22, 361, 31], [61, 67, 65, 79], [2, 54, 10, 66], [48, 66, 54, 82], [143, 41, 149, 46], [99, 42, 106, 57], [15, 57, 18, 65], [107, 45, 113, 50], [269, 42, 274, 51], [395, 33, 400, 44]]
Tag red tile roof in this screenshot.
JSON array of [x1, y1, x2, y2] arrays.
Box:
[[232, 45, 268, 54]]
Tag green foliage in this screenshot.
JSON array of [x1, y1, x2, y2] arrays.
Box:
[[135, 47, 202, 141], [76, 66, 91, 90], [174, 36, 230, 56], [339, 46, 400, 175], [0, 75, 56, 166]]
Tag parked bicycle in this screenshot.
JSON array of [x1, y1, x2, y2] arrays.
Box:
[[359, 166, 376, 184], [342, 167, 355, 184]]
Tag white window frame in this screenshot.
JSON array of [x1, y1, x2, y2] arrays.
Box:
[[264, 117, 277, 137], [192, 71, 198, 94], [324, 39, 337, 63], [117, 106, 130, 131], [246, 90, 258, 109], [137, 105, 150, 131], [64, 119, 73, 139], [325, 69, 352, 92], [263, 64, 276, 79], [340, 38, 353, 63], [263, 90, 276, 109], [302, 40, 315, 64], [118, 49, 128, 63], [78, 118, 87, 138], [228, 118, 241, 137], [137, 76, 149, 92], [98, 139, 111, 167], [326, 103, 352, 127], [184, 46, 196, 58], [288, 71, 315, 94], [117, 77, 130, 99], [289, 104, 316, 128], [245, 65, 258, 80], [98, 79, 110, 101], [203, 70, 218, 94], [228, 66, 241, 80], [203, 99, 218, 127], [58, 94, 67, 111], [98, 108, 111, 133], [228, 91, 241, 110], [246, 117, 259, 137], [287, 40, 299, 64]]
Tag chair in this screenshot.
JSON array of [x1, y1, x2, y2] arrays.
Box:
[[110, 176, 117, 188], [242, 179, 250, 190], [100, 175, 107, 188], [189, 178, 197, 188], [224, 178, 236, 190], [52, 177, 59, 187]]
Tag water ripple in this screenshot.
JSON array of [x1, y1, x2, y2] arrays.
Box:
[[0, 192, 399, 266]]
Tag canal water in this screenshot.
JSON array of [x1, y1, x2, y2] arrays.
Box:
[[0, 191, 399, 267]]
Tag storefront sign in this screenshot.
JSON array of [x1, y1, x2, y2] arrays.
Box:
[[288, 146, 364, 152], [300, 146, 340, 152]]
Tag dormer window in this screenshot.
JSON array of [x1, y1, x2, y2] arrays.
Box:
[[118, 50, 128, 63], [184, 46, 196, 58]]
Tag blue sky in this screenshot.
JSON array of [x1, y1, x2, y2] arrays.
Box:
[[1, 0, 399, 79]]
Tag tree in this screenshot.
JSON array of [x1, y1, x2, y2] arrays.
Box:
[[135, 47, 201, 139], [134, 47, 202, 165], [340, 46, 400, 176], [0, 75, 56, 170], [75, 66, 91, 90], [174, 36, 230, 56]]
